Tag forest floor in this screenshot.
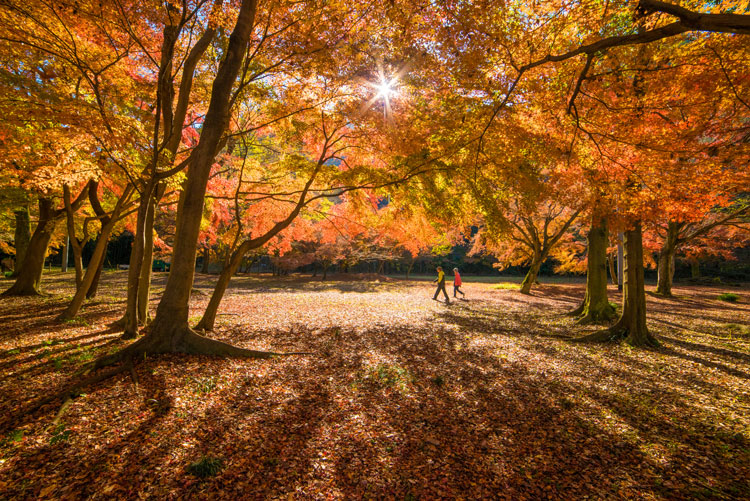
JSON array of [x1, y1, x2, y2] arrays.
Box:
[[0, 271, 749, 500]]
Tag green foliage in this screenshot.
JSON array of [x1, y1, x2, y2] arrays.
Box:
[[190, 375, 219, 395], [63, 317, 89, 327], [49, 424, 71, 445], [187, 456, 224, 478], [3, 271, 11, 278], [718, 293, 739, 302], [6, 348, 20, 355], [609, 301, 619, 310], [2, 429, 23, 445]]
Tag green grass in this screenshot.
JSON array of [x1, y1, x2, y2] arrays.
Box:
[[724, 324, 750, 337], [189, 375, 219, 395], [358, 363, 413, 391], [718, 293, 739, 302], [187, 456, 224, 478], [491, 283, 520, 290]]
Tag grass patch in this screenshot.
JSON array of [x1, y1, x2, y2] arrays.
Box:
[[189, 375, 219, 395], [718, 293, 739, 303], [63, 317, 89, 327], [356, 363, 413, 392], [187, 456, 224, 478], [724, 324, 750, 338], [49, 424, 71, 445], [491, 283, 520, 290]]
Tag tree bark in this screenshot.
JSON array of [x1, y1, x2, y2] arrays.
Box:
[[12, 207, 31, 274], [201, 247, 210, 273], [63, 185, 85, 288], [11, 207, 31, 278], [608, 252, 618, 286], [3, 199, 58, 296], [144, 0, 259, 351], [137, 198, 156, 324], [85, 241, 107, 299], [61, 237, 69, 273], [655, 221, 678, 295], [569, 216, 615, 323], [690, 259, 700, 278], [195, 241, 250, 331], [59, 185, 133, 320], [520, 255, 542, 295], [577, 222, 658, 346], [123, 185, 156, 339]]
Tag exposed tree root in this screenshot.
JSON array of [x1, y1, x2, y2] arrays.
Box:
[[9, 327, 314, 428], [1, 288, 43, 297], [572, 324, 659, 347]]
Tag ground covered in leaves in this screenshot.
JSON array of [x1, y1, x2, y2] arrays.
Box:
[[1, 271, 749, 499]]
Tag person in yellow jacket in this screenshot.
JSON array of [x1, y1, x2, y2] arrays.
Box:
[[432, 266, 450, 303]]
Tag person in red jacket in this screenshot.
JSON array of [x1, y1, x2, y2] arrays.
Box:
[[453, 268, 465, 298]]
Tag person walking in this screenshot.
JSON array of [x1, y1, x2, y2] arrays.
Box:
[[453, 267, 465, 298], [433, 266, 450, 303]]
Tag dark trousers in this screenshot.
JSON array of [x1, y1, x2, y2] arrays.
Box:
[[433, 281, 449, 301], [454, 285, 464, 297]]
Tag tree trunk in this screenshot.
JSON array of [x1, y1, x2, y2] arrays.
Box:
[[143, 0, 259, 354], [322, 264, 329, 281], [608, 252, 618, 286], [59, 184, 133, 320], [201, 247, 210, 273], [195, 241, 251, 331], [11, 207, 31, 278], [63, 186, 85, 288], [123, 186, 156, 339], [137, 198, 156, 325], [3, 199, 57, 296], [61, 237, 69, 273], [569, 216, 615, 323], [690, 259, 700, 278], [520, 255, 542, 295], [655, 221, 678, 296], [406, 259, 414, 279], [578, 222, 658, 347], [85, 241, 107, 299]]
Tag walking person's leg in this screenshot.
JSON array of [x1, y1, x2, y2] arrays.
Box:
[[441, 283, 450, 302]]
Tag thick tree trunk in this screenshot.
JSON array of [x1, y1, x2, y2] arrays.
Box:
[[520, 255, 542, 295], [655, 221, 679, 295], [578, 222, 658, 347], [11, 207, 31, 278], [3, 199, 57, 296], [145, 0, 258, 351], [570, 216, 615, 323]]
